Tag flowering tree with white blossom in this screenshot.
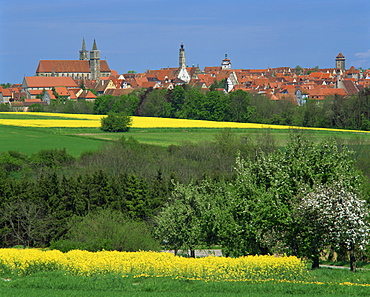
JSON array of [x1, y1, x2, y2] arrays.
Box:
[[298, 181, 369, 271]]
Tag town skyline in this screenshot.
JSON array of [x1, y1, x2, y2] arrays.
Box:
[[1, 0, 370, 84]]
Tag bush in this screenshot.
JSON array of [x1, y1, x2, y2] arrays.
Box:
[[0, 103, 10, 112], [31, 148, 75, 168], [28, 103, 45, 112], [100, 112, 132, 132], [50, 209, 160, 252]]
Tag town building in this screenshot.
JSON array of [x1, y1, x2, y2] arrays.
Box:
[[35, 39, 111, 80]]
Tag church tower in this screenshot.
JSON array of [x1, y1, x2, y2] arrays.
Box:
[[79, 38, 88, 60], [179, 43, 186, 69], [90, 39, 101, 80], [177, 43, 190, 83], [335, 53, 345, 71], [221, 53, 231, 70]]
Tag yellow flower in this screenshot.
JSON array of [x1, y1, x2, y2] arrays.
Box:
[[1, 112, 369, 132]]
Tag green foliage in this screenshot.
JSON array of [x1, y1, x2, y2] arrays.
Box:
[[28, 103, 45, 112], [111, 94, 139, 115], [2, 270, 370, 297], [31, 148, 75, 169], [0, 151, 28, 173], [44, 100, 94, 114], [209, 78, 227, 91], [155, 182, 204, 254], [0, 125, 369, 261], [93, 95, 117, 115], [137, 88, 173, 117], [0, 103, 10, 112], [295, 65, 303, 75], [0, 83, 11, 88], [154, 133, 367, 258], [170, 85, 185, 115], [50, 209, 160, 252], [100, 112, 132, 132], [228, 90, 255, 122]]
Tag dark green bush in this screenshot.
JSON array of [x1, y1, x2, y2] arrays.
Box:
[[100, 112, 132, 132]]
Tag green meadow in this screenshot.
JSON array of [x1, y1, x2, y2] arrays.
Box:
[[1, 268, 370, 297], [0, 124, 369, 157]]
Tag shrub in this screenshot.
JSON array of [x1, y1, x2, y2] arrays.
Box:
[[0, 103, 10, 112], [31, 148, 75, 168], [50, 209, 160, 252], [28, 103, 45, 112], [100, 112, 132, 132]]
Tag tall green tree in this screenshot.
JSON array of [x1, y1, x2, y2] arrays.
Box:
[[137, 89, 172, 117], [93, 95, 117, 114], [155, 182, 206, 257], [227, 90, 254, 122]]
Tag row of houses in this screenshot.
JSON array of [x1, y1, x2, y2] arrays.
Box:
[[1, 41, 369, 108]]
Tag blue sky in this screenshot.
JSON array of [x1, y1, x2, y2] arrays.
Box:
[[1, 0, 369, 83]]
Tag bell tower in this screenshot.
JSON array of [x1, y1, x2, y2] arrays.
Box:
[[177, 43, 190, 83], [90, 39, 101, 80], [221, 53, 231, 70], [79, 38, 88, 60], [335, 53, 345, 71], [179, 43, 186, 69]]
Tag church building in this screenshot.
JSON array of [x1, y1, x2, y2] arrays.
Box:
[[35, 39, 111, 80]]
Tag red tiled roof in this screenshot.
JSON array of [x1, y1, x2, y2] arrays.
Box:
[[197, 73, 214, 84], [78, 90, 97, 99], [253, 78, 269, 86], [24, 76, 78, 88], [24, 99, 43, 103], [28, 90, 43, 95], [204, 66, 222, 73], [105, 89, 134, 96], [307, 87, 347, 99], [2, 88, 12, 96], [347, 66, 360, 74], [336, 53, 345, 58], [110, 70, 119, 77], [54, 86, 70, 96], [36, 60, 111, 73], [141, 81, 157, 88]]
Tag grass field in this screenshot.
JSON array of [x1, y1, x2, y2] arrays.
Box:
[[0, 112, 369, 157], [1, 268, 370, 297]]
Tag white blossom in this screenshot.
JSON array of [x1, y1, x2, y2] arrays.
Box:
[[299, 181, 369, 250]]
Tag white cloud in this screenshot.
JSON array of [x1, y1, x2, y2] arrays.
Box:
[[355, 49, 370, 59]]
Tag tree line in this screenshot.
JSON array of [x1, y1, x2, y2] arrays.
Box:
[[2, 85, 368, 131], [0, 130, 278, 248], [90, 85, 370, 131], [0, 130, 369, 270]]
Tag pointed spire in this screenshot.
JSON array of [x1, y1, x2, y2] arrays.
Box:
[[92, 39, 98, 50], [82, 37, 86, 51]]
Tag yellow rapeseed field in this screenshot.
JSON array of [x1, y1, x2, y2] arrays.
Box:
[[1, 249, 369, 287], [0, 248, 307, 282], [0, 112, 369, 132]]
